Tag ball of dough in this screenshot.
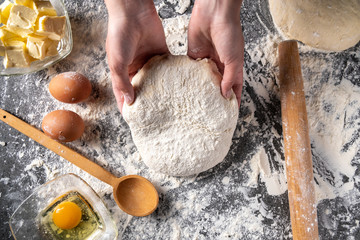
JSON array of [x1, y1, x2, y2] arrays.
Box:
[[269, 0, 360, 51], [122, 55, 238, 176]]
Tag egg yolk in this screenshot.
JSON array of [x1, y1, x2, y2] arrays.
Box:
[[52, 201, 82, 230]]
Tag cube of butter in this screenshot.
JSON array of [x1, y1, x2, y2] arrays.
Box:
[[33, 0, 57, 16], [14, 0, 34, 8], [0, 40, 5, 57], [4, 41, 31, 68], [0, 26, 26, 44], [37, 15, 65, 40], [7, 5, 38, 37], [26, 33, 58, 60], [45, 38, 59, 56], [0, 0, 14, 25]]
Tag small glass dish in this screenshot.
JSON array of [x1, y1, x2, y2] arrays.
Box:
[[9, 173, 118, 240], [0, 0, 73, 76]]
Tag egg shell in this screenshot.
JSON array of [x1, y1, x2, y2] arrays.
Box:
[[42, 110, 85, 142], [49, 72, 92, 103]]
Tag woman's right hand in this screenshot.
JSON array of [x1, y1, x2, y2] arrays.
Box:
[[187, 0, 244, 107]]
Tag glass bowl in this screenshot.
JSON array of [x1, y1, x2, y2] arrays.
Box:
[[0, 0, 73, 75], [9, 173, 118, 240]]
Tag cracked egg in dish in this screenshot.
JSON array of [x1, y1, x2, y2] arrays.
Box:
[[9, 174, 117, 240]]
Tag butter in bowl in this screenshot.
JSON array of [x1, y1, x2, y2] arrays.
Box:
[[0, 0, 72, 75]]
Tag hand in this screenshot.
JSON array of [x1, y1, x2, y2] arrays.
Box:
[[187, 0, 244, 107], [105, 0, 168, 112]]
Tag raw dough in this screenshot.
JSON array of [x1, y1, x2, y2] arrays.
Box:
[[269, 0, 360, 51], [122, 55, 238, 176]]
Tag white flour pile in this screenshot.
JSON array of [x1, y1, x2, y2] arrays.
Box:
[[2, 1, 359, 239]]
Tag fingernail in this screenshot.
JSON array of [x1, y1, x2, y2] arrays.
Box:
[[124, 93, 133, 104], [225, 90, 232, 99]]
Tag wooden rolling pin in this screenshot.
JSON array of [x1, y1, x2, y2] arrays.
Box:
[[278, 40, 319, 240]]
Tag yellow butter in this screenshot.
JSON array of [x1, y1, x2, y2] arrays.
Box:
[[15, 0, 34, 8], [26, 33, 46, 59], [45, 39, 59, 56], [0, 26, 26, 44], [1, 0, 65, 68], [27, 32, 47, 42], [4, 41, 31, 68], [5, 40, 25, 48], [37, 15, 65, 40], [0, 0, 14, 25], [33, 0, 57, 31], [0, 40, 5, 57], [26, 33, 58, 60], [7, 5, 38, 37], [33, 0, 57, 16]]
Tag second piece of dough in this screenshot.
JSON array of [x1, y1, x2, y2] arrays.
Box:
[[269, 0, 360, 51]]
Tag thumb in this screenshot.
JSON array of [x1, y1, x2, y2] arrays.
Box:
[[221, 61, 243, 107], [110, 66, 135, 112]]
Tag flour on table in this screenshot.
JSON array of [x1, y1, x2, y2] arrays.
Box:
[[11, 1, 359, 238], [248, 147, 288, 196], [166, 0, 191, 14], [0, 177, 10, 185], [161, 14, 190, 55], [244, 32, 360, 203]]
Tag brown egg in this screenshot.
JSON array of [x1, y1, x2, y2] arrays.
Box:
[[42, 110, 85, 142], [49, 72, 92, 103]]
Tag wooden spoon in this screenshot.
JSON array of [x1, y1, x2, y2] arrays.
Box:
[[0, 108, 158, 217], [278, 40, 319, 239]]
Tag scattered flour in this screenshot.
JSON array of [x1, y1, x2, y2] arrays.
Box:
[[16, 10, 358, 239], [2, 0, 358, 239], [244, 32, 359, 203], [222, 176, 230, 185], [161, 14, 190, 55], [167, 0, 191, 14], [0, 177, 10, 185], [248, 147, 288, 196]]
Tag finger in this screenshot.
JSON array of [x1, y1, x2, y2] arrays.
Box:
[[232, 81, 243, 108], [110, 66, 135, 109], [117, 93, 124, 114], [221, 61, 243, 103], [110, 73, 126, 113], [231, 63, 243, 107]]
